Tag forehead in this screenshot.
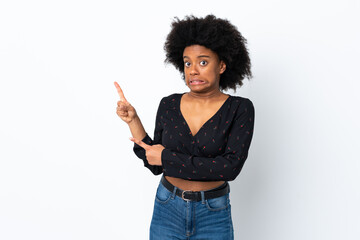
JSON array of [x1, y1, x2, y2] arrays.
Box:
[[183, 45, 218, 58]]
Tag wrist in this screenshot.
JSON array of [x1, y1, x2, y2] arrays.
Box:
[[128, 115, 140, 126]]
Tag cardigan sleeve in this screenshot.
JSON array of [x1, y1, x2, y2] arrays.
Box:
[[133, 97, 164, 175], [161, 99, 255, 181]]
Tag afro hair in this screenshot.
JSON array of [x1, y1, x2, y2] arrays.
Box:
[[164, 14, 252, 92]]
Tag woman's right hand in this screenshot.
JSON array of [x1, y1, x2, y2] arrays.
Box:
[[114, 81, 138, 124]]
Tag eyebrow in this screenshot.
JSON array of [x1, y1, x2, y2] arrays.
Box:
[[183, 55, 211, 59]]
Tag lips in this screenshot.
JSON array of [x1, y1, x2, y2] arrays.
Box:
[[189, 79, 205, 85]]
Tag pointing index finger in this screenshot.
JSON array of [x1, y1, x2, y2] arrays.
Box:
[[130, 137, 149, 149], [114, 81, 128, 102]]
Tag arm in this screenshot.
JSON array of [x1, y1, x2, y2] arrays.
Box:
[[128, 116, 147, 142], [161, 99, 255, 181], [133, 98, 164, 175], [114, 81, 163, 175]]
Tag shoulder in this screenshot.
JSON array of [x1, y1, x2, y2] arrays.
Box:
[[161, 93, 182, 101], [229, 95, 255, 116], [229, 95, 254, 107], [156, 92, 183, 108]]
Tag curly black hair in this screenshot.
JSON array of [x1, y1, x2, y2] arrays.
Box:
[[164, 14, 252, 92]]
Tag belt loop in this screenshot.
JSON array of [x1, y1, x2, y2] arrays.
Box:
[[200, 191, 205, 204], [171, 186, 177, 199]]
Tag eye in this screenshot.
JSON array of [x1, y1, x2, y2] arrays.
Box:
[[200, 60, 207, 66], [184, 61, 191, 67]]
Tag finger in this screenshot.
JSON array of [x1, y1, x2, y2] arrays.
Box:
[[117, 102, 128, 110], [114, 81, 128, 102], [129, 137, 149, 149], [116, 108, 127, 116], [117, 100, 130, 109]]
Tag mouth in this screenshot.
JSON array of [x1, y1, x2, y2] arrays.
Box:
[[189, 79, 205, 85]]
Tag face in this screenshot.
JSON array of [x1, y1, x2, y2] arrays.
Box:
[[183, 45, 226, 93]]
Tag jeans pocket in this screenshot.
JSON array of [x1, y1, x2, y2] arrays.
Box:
[[205, 193, 229, 211], [155, 182, 172, 204]]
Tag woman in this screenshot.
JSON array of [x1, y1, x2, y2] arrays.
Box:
[[115, 15, 255, 240]]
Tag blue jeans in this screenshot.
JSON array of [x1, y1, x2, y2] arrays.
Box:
[[150, 178, 234, 240]]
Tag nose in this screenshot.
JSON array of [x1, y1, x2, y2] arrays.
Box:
[[189, 64, 199, 76]]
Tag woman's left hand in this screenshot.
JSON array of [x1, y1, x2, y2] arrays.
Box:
[[129, 137, 165, 166]]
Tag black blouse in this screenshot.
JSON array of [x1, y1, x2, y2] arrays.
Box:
[[133, 92, 255, 181]]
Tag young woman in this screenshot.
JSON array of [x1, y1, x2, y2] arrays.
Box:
[[115, 14, 255, 240]]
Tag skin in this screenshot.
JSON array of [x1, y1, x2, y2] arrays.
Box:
[[115, 44, 228, 191]]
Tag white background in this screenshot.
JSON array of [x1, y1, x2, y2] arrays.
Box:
[[1, 0, 359, 239]]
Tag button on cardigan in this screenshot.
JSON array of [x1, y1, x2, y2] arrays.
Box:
[[133, 92, 255, 181]]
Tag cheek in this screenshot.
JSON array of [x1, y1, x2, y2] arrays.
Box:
[[204, 68, 219, 79]]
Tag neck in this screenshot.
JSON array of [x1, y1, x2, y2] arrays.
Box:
[[187, 90, 223, 99]]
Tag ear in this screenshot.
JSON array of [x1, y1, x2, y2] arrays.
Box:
[[219, 60, 226, 74]]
